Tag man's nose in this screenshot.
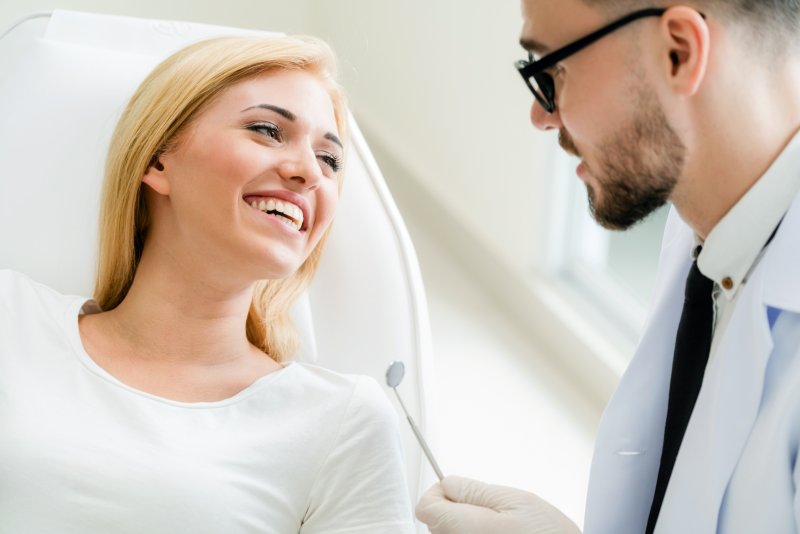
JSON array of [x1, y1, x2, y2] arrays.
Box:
[[530, 99, 563, 131]]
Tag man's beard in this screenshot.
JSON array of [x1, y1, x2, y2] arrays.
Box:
[[559, 84, 685, 230]]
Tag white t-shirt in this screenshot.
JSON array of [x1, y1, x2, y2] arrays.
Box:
[[0, 270, 414, 533]]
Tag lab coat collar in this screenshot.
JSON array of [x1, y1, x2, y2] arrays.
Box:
[[698, 131, 800, 300], [762, 187, 800, 313]]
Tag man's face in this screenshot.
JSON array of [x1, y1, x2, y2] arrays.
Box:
[[520, 0, 686, 230], [559, 80, 685, 230]]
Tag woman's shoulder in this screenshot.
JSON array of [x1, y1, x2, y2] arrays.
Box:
[[0, 269, 91, 323], [0, 268, 36, 288], [0, 269, 50, 306], [1, 268, 76, 298], [296, 362, 412, 532], [288, 362, 396, 419], [290, 362, 388, 395]]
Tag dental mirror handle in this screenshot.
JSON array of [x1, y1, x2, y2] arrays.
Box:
[[392, 388, 444, 481], [407, 414, 444, 481]]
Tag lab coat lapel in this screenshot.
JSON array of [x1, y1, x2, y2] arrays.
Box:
[[762, 193, 800, 315], [655, 264, 773, 533], [584, 208, 694, 534], [656, 192, 800, 533]]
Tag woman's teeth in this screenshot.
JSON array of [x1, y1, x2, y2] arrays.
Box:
[[249, 198, 304, 231]]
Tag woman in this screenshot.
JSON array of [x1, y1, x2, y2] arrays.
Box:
[[0, 35, 414, 533]]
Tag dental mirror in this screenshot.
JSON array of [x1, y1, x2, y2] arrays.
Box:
[[385, 361, 444, 481]]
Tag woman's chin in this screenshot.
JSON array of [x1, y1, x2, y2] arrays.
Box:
[[236, 237, 307, 280], [251, 255, 305, 282]]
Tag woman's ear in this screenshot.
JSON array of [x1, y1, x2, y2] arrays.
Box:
[[659, 6, 710, 96], [142, 155, 170, 195]]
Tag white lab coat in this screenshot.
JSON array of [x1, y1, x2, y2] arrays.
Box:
[[583, 195, 800, 534]]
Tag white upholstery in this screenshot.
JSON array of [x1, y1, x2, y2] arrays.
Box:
[[0, 10, 436, 524]]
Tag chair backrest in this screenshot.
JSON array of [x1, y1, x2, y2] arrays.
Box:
[[0, 10, 437, 520]]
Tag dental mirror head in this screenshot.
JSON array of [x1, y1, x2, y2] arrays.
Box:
[[386, 360, 405, 389], [384, 360, 444, 481]]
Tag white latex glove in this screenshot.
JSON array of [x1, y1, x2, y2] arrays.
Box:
[[415, 476, 581, 534]]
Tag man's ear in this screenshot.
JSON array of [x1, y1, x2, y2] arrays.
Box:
[[142, 155, 170, 195], [659, 6, 710, 96]]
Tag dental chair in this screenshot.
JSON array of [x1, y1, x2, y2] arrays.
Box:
[[0, 11, 436, 530]]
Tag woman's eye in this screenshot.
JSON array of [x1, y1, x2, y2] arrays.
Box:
[[317, 151, 342, 173], [247, 122, 282, 141]]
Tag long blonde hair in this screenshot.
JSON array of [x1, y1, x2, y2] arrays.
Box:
[[95, 35, 349, 362]]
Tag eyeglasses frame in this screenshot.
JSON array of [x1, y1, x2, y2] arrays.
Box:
[[515, 7, 669, 113]]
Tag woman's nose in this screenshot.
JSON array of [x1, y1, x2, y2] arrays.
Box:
[[530, 99, 563, 131], [278, 146, 321, 190]]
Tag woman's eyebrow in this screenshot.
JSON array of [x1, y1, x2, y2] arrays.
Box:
[[242, 103, 341, 148], [325, 133, 342, 149], [241, 103, 296, 121]]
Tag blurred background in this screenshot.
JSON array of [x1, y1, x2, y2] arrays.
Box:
[[1, 1, 671, 527]]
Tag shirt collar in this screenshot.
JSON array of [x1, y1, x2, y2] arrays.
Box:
[[697, 131, 800, 299]]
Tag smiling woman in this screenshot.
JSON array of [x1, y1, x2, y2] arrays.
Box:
[[97, 36, 351, 363], [0, 35, 414, 533]]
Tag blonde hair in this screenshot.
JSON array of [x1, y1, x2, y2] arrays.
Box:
[[95, 35, 349, 362]]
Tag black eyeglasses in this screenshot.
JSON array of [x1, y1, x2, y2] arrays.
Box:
[[515, 7, 667, 113]]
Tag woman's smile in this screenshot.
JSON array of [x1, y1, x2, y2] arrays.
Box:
[[245, 197, 305, 234], [243, 191, 310, 232]]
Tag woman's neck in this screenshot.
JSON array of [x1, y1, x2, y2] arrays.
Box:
[[78, 243, 283, 402], [97, 243, 258, 366]]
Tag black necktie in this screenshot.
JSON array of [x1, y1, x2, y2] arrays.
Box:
[[646, 245, 714, 534]]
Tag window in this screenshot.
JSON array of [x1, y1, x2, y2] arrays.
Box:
[[550, 149, 669, 344]]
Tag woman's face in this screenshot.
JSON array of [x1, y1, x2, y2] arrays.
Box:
[[143, 69, 343, 283]]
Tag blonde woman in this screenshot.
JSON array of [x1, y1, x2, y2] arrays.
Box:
[[0, 35, 413, 533]]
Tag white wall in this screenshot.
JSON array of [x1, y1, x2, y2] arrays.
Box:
[[309, 0, 556, 280]]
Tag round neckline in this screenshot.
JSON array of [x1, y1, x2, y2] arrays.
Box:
[[64, 296, 296, 409]]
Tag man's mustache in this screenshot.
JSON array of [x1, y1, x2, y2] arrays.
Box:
[[559, 129, 581, 158]]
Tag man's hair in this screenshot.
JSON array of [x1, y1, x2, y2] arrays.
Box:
[[583, 1, 800, 46]]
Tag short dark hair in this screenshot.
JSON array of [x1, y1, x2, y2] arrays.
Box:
[[582, 1, 800, 43]]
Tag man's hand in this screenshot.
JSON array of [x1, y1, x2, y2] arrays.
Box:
[[415, 476, 581, 534]]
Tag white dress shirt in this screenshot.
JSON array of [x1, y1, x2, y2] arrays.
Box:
[[698, 132, 800, 360]]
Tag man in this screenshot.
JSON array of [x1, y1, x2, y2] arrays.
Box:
[[416, 1, 800, 533]]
